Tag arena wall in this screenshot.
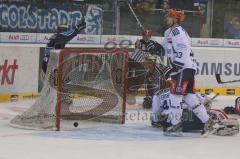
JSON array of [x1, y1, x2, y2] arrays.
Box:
[[0, 33, 240, 102]]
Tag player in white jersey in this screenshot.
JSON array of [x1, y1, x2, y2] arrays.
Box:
[[162, 9, 215, 135]]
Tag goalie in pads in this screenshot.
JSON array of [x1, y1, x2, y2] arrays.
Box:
[[152, 90, 239, 136]]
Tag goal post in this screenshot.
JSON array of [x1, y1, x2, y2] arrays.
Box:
[[9, 49, 129, 131]]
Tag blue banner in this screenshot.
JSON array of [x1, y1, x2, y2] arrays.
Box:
[[0, 2, 103, 34]]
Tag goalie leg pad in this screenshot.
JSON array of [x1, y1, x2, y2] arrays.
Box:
[[183, 93, 209, 123], [214, 119, 239, 136]]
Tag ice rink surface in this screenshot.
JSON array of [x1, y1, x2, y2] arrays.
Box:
[[0, 96, 240, 159]]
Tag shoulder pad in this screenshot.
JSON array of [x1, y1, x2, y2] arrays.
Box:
[[172, 28, 180, 36]]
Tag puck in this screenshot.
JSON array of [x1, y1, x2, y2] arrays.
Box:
[[73, 122, 78, 127]]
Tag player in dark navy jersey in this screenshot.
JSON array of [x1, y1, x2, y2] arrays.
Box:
[[42, 19, 86, 73]]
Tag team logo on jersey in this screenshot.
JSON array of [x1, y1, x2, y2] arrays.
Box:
[[172, 28, 180, 36], [176, 43, 187, 49]]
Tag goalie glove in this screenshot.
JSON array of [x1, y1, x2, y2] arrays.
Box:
[[76, 18, 86, 32]]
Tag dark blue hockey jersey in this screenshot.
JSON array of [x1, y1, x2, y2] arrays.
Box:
[[47, 27, 80, 49]]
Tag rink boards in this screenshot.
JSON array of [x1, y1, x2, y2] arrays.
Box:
[[0, 43, 240, 102]]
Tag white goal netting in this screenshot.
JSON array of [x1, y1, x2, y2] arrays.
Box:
[[9, 49, 128, 130]]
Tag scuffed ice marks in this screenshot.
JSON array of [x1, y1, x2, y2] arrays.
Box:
[[35, 124, 202, 141]]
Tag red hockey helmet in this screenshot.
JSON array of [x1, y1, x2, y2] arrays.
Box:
[[142, 28, 152, 37], [167, 9, 185, 22]]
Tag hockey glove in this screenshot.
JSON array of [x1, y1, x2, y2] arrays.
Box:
[[76, 18, 86, 32]]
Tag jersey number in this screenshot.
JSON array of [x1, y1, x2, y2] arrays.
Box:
[[162, 99, 171, 110], [176, 52, 183, 58]]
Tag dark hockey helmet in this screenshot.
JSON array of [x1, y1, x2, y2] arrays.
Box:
[[167, 9, 185, 22], [142, 28, 152, 37], [57, 24, 68, 33]]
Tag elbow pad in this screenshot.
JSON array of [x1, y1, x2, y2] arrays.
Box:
[[167, 60, 183, 76]]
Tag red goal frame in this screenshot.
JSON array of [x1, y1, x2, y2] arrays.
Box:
[[56, 49, 129, 131]]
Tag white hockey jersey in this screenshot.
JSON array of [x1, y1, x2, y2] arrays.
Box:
[[163, 26, 197, 71]]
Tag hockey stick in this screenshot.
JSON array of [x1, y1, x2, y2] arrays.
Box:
[[215, 74, 240, 84], [126, 1, 144, 31], [205, 93, 219, 105]]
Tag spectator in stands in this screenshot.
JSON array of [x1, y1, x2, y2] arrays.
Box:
[[224, 17, 240, 39], [131, 0, 157, 13], [142, 0, 157, 13], [131, 0, 143, 9]]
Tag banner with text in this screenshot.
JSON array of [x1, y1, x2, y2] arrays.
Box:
[[0, 47, 39, 94], [0, 2, 102, 34], [194, 48, 240, 88]]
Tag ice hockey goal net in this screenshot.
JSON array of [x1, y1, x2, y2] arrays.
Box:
[[9, 49, 128, 130]]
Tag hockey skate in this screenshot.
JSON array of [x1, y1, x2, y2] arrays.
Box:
[[151, 121, 162, 128], [201, 118, 220, 137], [163, 122, 183, 137]]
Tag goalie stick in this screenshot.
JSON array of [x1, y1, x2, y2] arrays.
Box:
[[206, 93, 219, 103], [204, 93, 219, 110], [215, 74, 240, 84]]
